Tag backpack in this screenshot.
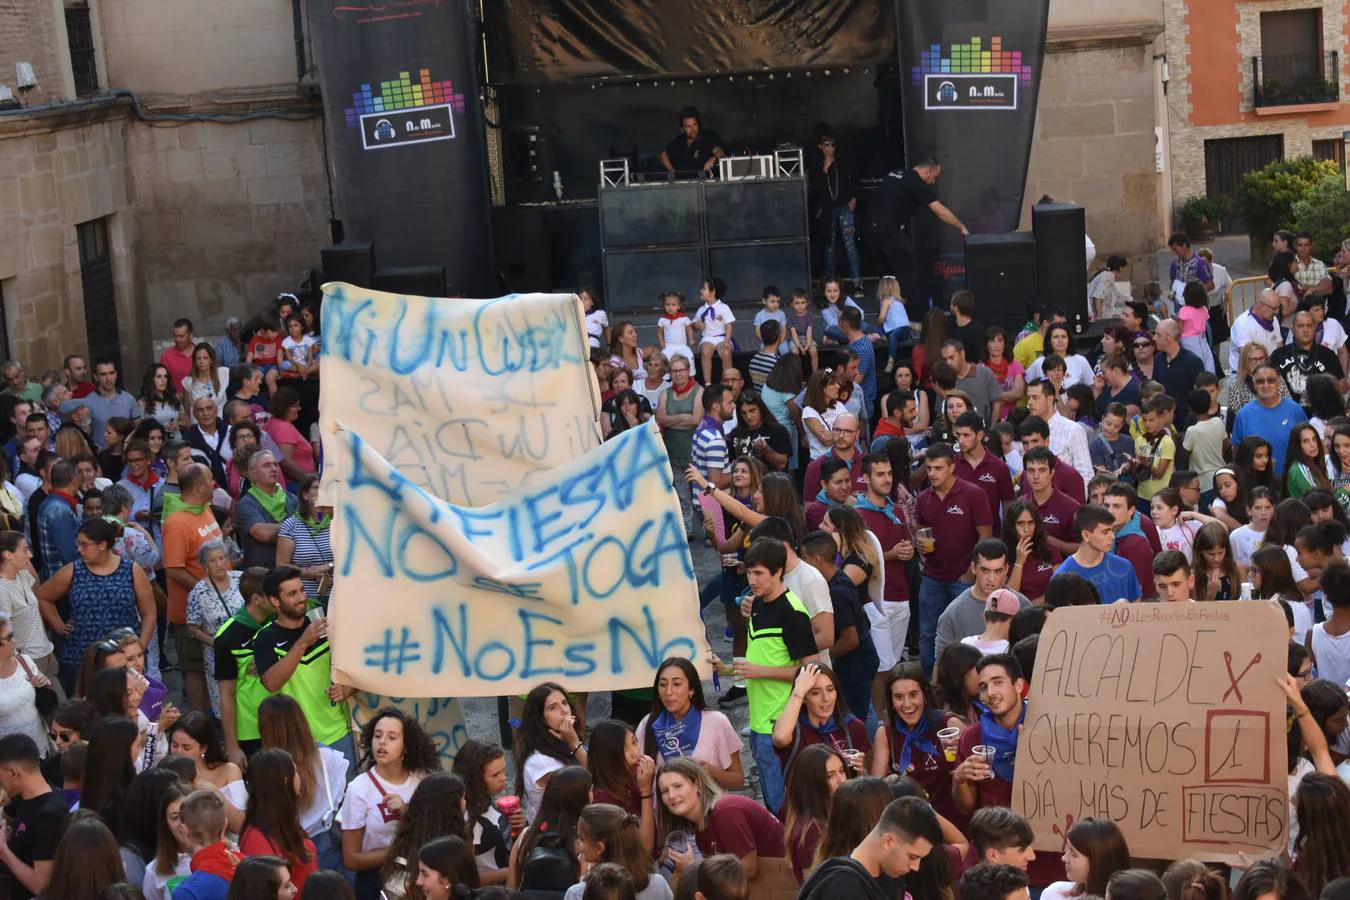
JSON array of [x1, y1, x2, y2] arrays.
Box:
[[518, 829, 576, 900]]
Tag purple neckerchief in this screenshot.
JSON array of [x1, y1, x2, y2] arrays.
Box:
[[699, 303, 719, 323], [1249, 309, 1276, 333]]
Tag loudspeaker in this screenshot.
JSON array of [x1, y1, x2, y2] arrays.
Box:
[[492, 206, 551, 293], [373, 266, 448, 297], [603, 247, 703, 313], [321, 242, 375, 288], [704, 180, 808, 243], [965, 233, 1038, 335], [707, 242, 811, 305], [1032, 203, 1089, 325]]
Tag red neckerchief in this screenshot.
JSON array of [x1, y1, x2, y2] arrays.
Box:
[[671, 379, 697, 398], [50, 489, 78, 512], [126, 470, 160, 490]]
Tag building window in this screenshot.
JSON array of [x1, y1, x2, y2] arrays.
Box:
[[1313, 138, 1346, 173], [1254, 10, 1338, 107], [64, 5, 99, 97]]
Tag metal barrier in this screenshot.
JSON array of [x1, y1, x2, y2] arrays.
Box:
[[1227, 275, 1267, 323]]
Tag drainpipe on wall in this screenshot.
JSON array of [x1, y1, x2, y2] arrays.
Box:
[[292, 0, 308, 84]]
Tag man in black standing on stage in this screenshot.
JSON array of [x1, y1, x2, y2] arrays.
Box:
[[659, 106, 726, 176], [864, 156, 969, 307]]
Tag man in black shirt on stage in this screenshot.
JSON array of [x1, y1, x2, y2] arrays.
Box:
[[659, 106, 725, 176], [865, 156, 969, 306]]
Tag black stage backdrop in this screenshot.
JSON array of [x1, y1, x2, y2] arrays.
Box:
[[897, 0, 1049, 305], [483, 0, 895, 83], [307, 0, 494, 295]]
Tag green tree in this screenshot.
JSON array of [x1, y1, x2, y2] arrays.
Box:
[[1238, 156, 1341, 241], [1291, 175, 1350, 261]]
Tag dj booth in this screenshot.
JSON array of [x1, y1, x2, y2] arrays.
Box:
[[598, 151, 811, 313]]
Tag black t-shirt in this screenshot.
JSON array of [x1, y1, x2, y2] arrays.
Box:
[[946, 316, 986, 363], [663, 130, 724, 173], [253, 620, 325, 678], [212, 610, 265, 681], [728, 423, 793, 467], [868, 168, 936, 233], [1271, 342, 1344, 402], [827, 570, 870, 643], [4, 790, 69, 900]]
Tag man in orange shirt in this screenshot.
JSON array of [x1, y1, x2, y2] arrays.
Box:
[[163, 463, 221, 713]]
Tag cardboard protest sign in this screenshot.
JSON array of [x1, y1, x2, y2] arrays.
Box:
[[328, 421, 710, 697], [318, 285, 602, 507], [1014, 603, 1288, 860]]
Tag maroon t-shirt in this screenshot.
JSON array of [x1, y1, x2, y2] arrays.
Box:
[[858, 504, 912, 602], [696, 794, 787, 859], [916, 479, 993, 581], [1139, 513, 1163, 553], [883, 715, 964, 831], [955, 453, 1015, 528], [1020, 462, 1085, 502], [774, 716, 872, 772], [592, 779, 642, 816], [802, 451, 867, 500], [788, 819, 822, 883], [1115, 533, 1157, 598], [1028, 489, 1081, 548], [1018, 548, 1062, 601]]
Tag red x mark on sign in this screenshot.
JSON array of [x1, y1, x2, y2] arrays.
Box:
[[1223, 651, 1261, 703]]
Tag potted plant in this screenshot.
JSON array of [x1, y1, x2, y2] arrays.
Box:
[[1240, 156, 1342, 263], [1178, 195, 1229, 241]]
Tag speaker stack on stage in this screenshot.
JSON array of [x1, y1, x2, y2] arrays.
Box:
[[320, 242, 375, 288], [963, 201, 1088, 336], [597, 153, 811, 312], [1031, 202, 1090, 329]]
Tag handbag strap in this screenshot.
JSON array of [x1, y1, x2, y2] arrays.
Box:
[[15, 654, 33, 679], [320, 752, 335, 813], [366, 769, 388, 797]]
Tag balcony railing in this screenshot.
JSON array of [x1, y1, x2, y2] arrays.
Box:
[[1253, 51, 1340, 107]]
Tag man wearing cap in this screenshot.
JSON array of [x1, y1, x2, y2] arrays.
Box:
[[54, 399, 95, 455], [933, 538, 1030, 662], [215, 317, 245, 368]]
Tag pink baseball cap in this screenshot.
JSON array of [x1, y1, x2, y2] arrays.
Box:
[[986, 589, 1021, 617]]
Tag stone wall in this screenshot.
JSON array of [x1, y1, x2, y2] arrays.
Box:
[[1021, 38, 1165, 283], [129, 116, 330, 340], [0, 107, 147, 369]]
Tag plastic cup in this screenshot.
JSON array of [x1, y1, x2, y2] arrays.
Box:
[[665, 830, 692, 855], [972, 744, 996, 779], [915, 526, 935, 554], [937, 727, 961, 763], [496, 795, 522, 836]]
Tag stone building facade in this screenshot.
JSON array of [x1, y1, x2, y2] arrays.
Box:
[[1021, 0, 1169, 282], [0, 0, 328, 375], [1163, 0, 1350, 221]]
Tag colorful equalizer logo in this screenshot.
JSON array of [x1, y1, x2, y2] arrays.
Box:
[[344, 69, 468, 150], [914, 37, 1029, 111]]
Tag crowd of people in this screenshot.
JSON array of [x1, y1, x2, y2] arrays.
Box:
[[4, 226, 1350, 900]]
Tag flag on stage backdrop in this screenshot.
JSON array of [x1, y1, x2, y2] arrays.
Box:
[[897, 0, 1050, 304]]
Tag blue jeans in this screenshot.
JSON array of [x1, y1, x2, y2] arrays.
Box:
[[824, 207, 862, 284], [699, 574, 723, 611], [749, 729, 786, 815], [311, 826, 346, 875], [886, 327, 914, 361], [919, 577, 969, 672]]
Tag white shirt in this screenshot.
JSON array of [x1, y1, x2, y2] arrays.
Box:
[[300, 747, 351, 836], [659, 316, 693, 351], [695, 301, 735, 343], [1025, 353, 1094, 389], [1312, 623, 1350, 691], [1229, 309, 1285, 373], [1320, 318, 1348, 351], [784, 557, 831, 666], [1047, 412, 1093, 489], [585, 310, 609, 348], [634, 377, 669, 410], [1229, 525, 1266, 568], [521, 752, 565, 821], [339, 770, 423, 852], [802, 402, 848, 459], [1156, 521, 1202, 561], [960, 635, 1010, 655]]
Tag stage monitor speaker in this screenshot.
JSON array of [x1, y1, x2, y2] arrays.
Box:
[[599, 183, 702, 248], [492, 206, 551, 293], [373, 266, 448, 297], [321, 242, 375, 288], [1032, 203, 1088, 324], [704, 181, 808, 243], [603, 247, 703, 313], [964, 233, 1038, 336], [707, 242, 811, 305]]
